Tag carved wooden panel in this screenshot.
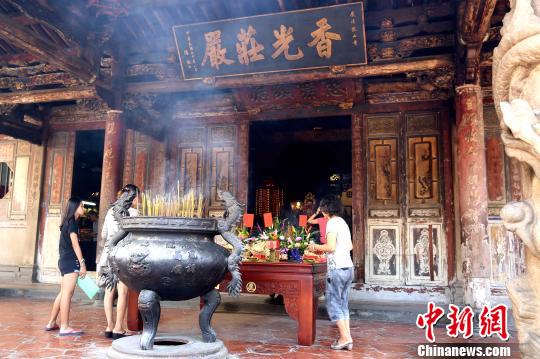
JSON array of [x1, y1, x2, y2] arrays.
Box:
[[179, 127, 205, 144], [407, 136, 439, 205], [509, 158, 522, 201], [406, 223, 445, 284], [488, 221, 525, 286], [175, 126, 205, 197], [11, 156, 29, 215], [210, 126, 236, 144], [17, 141, 31, 156], [123, 131, 160, 192], [369, 209, 399, 218], [406, 113, 439, 134], [367, 115, 398, 136], [483, 105, 507, 207], [134, 146, 150, 191], [0, 140, 14, 220], [409, 208, 440, 217], [0, 139, 37, 222], [485, 135, 506, 203], [0, 142, 15, 161], [367, 224, 401, 284], [209, 146, 235, 208], [0, 141, 15, 203], [368, 139, 398, 206], [49, 151, 65, 207], [234, 79, 358, 112], [44, 131, 74, 215], [179, 148, 204, 196]]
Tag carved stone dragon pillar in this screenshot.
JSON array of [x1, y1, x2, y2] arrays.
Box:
[[493, 1, 540, 356]]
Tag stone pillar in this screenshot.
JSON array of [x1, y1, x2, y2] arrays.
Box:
[[455, 84, 491, 309], [96, 110, 125, 264]]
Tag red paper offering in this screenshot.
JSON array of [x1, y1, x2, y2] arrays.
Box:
[[299, 215, 307, 227], [263, 212, 273, 228], [267, 240, 280, 249], [243, 213, 254, 228], [317, 217, 328, 244]]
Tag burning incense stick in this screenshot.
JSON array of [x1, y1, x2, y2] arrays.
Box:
[[139, 188, 205, 218]]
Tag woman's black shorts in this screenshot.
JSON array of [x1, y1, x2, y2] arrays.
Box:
[[58, 257, 80, 276]]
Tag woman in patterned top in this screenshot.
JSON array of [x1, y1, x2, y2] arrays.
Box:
[[97, 184, 139, 340]]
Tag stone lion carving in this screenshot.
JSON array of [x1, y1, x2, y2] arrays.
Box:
[[493, 1, 540, 356]]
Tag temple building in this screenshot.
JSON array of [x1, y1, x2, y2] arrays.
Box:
[[0, 0, 522, 310]]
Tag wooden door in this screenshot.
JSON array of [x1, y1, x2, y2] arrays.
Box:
[[364, 111, 447, 286]]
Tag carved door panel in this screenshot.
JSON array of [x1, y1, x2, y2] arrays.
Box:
[[177, 127, 206, 197], [124, 130, 151, 191], [174, 124, 237, 218], [207, 125, 236, 216], [404, 113, 445, 285], [366, 114, 403, 284], [365, 112, 446, 286]]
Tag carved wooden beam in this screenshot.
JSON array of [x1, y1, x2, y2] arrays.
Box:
[[126, 0, 204, 16], [0, 105, 42, 144], [0, 86, 98, 105], [124, 107, 164, 141], [0, 12, 97, 83], [0, 53, 40, 66], [0, 72, 82, 91], [126, 55, 454, 94], [457, 0, 497, 84], [365, 3, 455, 28]]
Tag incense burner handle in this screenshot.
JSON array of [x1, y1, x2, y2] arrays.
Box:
[[216, 190, 244, 297]]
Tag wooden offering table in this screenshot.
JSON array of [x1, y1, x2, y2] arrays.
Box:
[[127, 262, 326, 345], [219, 262, 327, 346]]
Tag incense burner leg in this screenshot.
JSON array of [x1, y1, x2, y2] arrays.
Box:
[[199, 289, 221, 342], [138, 289, 161, 350]]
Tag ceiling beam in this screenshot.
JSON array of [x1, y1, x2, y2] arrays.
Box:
[[126, 55, 454, 94], [0, 53, 39, 65], [0, 105, 42, 144], [0, 118, 42, 144], [0, 86, 98, 105], [0, 12, 97, 83], [6, 0, 88, 47]]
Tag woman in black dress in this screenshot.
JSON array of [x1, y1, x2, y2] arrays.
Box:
[[45, 197, 87, 336]]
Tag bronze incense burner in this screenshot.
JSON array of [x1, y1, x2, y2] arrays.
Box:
[[106, 190, 243, 351]]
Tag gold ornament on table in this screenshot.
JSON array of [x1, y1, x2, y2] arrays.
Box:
[[246, 240, 270, 262]]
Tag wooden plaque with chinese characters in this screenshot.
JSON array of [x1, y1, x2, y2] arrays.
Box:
[[172, 3, 367, 79]]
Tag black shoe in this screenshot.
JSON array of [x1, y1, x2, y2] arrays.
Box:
[[104, 331, 113, 339], [112, 332, 127, 340]]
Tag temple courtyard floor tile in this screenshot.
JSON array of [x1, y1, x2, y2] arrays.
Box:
[[0, 297, 520, 358]]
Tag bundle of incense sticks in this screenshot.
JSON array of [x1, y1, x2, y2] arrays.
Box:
[[140, 183, 205, 218]]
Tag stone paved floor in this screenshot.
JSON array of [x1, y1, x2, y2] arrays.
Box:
[[0, 297, 520, 358]]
